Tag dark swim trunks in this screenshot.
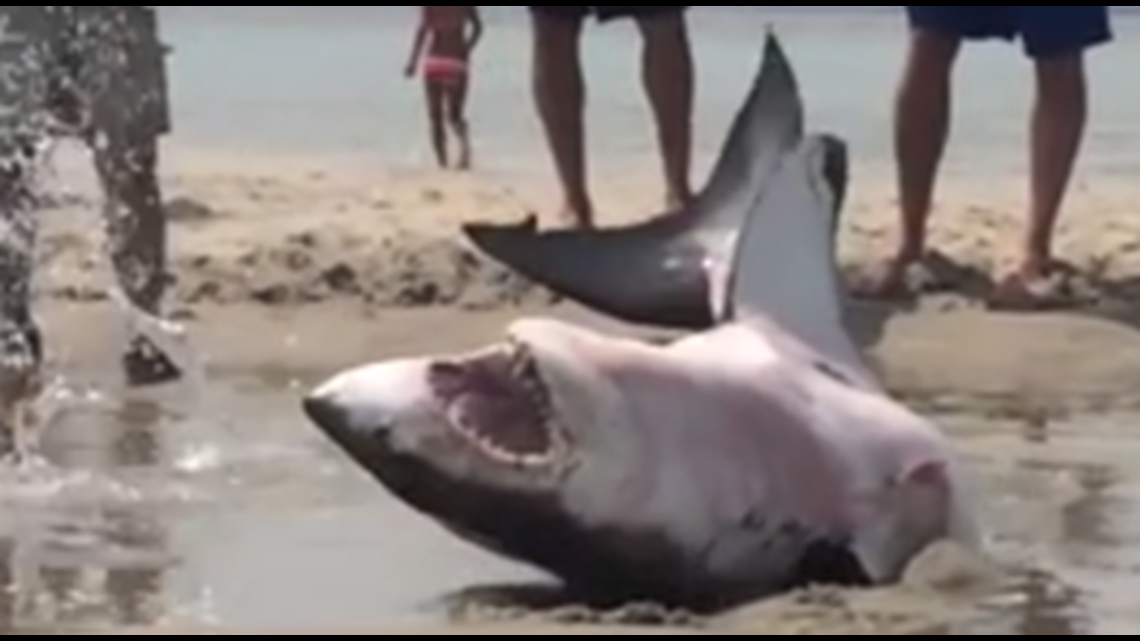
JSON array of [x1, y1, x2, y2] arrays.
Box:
[[528, 6, 688, 22], [905, 6, 1112, 58]]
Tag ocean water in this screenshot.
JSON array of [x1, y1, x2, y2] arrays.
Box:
[[160, 6, 1137, 182]]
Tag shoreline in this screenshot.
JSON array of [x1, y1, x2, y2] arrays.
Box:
[[43, 147, 1140, 311], [35, 298, 1140, 414]]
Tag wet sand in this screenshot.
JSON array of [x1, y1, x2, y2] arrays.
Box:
[[3, 148, 1139, 634], [7, 301, 1135, 634]]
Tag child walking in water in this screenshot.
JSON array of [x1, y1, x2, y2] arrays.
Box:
[[404, 6, 482, 169]]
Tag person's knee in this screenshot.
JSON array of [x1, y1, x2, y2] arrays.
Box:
[[425, 87, 446, 121], [1018, 6, 1111, 60], [443, 91, 465, 125], [636, 9, 690, 53], [531, 13, 583, 102], [905, 29, 960, 80], [1034, 54, 1087, 104], [532, 9, 582, 50]]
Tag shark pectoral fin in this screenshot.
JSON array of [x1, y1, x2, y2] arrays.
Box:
[[905, 457, 946, 478], [904, 456, 986, 555], [848, 459, 953, 583]]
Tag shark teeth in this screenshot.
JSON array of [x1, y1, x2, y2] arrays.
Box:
[[443, 336, 569, 469], [449, 410, 556, 468]]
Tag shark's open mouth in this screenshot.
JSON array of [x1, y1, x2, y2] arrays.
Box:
[[427, 338, 564, 466]]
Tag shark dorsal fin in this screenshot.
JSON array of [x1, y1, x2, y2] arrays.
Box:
[[705, 27, 802, 322], [713, 133, 874, 385]]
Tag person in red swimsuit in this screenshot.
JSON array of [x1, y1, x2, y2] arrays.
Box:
[[404, 6, 482, 169]]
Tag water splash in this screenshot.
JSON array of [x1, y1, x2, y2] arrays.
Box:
[[0, 448, 135, 506], [0, 132, 92, 465], [106, 286, 205, 394], [2, 7, 203, 398], [0, 374, 109, 467], [0, 150, 49, 466], [0, 8, 88, 465]]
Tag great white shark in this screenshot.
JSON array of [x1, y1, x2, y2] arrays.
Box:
[[299, 38, 981, 601], [461, 30, 847, 330]]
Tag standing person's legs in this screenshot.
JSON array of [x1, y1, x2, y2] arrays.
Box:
[[990, 6, 1111, 307], [442, 68, 472, 169], [858, 7, 1004, 297], [627, 6, 693, 211], [423, 76, 450, 167], [79, 6, 181, 384], [528, 6, 592, 227]]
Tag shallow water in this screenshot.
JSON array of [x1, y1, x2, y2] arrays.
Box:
[[0, 370, 542, 633], [946, 412, 1140, 633], [0, 344, 1138, 633]]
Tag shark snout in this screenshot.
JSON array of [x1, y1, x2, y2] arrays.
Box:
[[301, 359, 430, 443], [301, 377, 396, 443], [301, 377, 402, 475], [301, 392, 355, 438]]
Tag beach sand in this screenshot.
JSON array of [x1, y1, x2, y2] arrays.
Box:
[[41, 146, 1140, 410], [20, 146, 1140, 634]]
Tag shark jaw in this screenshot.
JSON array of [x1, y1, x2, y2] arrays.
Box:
[[424, 335, 575, 469]]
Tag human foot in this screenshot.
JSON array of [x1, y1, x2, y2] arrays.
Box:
[[456, 135, 472, 170], [122, 334, 182, 386], [986, 260, 1080, 311], [848, 249, 962, 300], [557, 197, 594, 229]]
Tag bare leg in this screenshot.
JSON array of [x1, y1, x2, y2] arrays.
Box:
[[93, 135, 180, 385], [445, 74, 472, 170], [636, 11, 693, 211], [530, 12, 591, 227], [1022, 53, 1087, 276], [424, 79, 449, 168], [986, 51, 1091, 308], [858, 29, 959, 296], [96, 139, 165, 314]]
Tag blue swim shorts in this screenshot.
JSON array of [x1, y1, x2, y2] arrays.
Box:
[[528, 6, 687, 23], [905, 6, 1112, 58]]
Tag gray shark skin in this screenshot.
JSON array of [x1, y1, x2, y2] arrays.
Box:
[[461, 30, 847, 330], [301, 77, 981, 606]]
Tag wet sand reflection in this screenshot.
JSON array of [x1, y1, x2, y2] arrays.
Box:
[[0, 396, 170, 633], [1, 376, 1138, 633]]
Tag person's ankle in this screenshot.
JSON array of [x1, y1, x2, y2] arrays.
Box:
[[1018, 252, 1052, 277], [665, 186, 692, 212], [122, 334, 182, 387], [561, 194, 592, 227], [892, 243, 925, 266], [564, 209, 593, 228]]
